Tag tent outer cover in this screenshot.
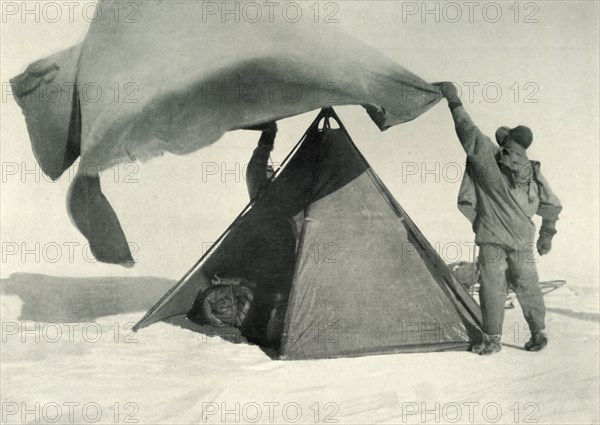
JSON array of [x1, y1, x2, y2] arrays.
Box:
[[10, 0, 442, 265], [134, 109, 483, 360]]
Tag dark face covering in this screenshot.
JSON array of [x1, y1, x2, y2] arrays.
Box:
[[496, 139, 533, 189]]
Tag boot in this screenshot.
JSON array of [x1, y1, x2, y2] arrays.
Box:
[[525, 331, 548, 352], [471, 334, 502, 355]]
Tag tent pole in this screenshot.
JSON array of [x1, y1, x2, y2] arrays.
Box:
[[269, 108, 332, 179], [278, 109, 333, 358]]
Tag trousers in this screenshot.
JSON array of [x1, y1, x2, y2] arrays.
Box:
[[478, 244, 545, 335]]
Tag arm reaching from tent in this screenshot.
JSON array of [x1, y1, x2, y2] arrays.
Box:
[[436, 82, 496, 161], [245, 122, 277, 201]]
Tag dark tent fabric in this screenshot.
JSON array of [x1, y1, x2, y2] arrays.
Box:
[[134, 109, 483, 359]]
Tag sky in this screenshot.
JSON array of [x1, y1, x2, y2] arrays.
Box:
[[1, 0, 598, 286]]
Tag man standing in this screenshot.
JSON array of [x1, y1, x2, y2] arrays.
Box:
[[437, 82, 562, 355]]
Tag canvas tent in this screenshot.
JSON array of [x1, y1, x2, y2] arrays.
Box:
[[134, 109, 483, 360]]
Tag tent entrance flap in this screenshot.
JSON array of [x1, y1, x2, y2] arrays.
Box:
[[134, 108, 483, 359]]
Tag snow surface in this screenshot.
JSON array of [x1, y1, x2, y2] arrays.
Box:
[[1, 275, 598, 424]]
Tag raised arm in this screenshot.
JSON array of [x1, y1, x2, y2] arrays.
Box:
[[245, 122, 277, 201], [437, 82, 496, 160]]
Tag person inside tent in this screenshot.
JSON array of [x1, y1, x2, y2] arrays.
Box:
[[191, 121, 296, 348], [242, 120, 297, 346], [437, 82, 562, 355]]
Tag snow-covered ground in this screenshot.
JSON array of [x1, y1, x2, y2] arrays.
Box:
[[1, 274, 598, 424]]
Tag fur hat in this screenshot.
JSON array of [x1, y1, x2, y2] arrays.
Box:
[[496, 125, 533, 149]]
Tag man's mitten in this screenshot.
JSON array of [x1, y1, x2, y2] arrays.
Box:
[[433, 81, 460, 103], [536, 232, 553, 256], [537, 220, 557, 256], [201, 284, 254, 327], [245, 121, 278, 134]]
